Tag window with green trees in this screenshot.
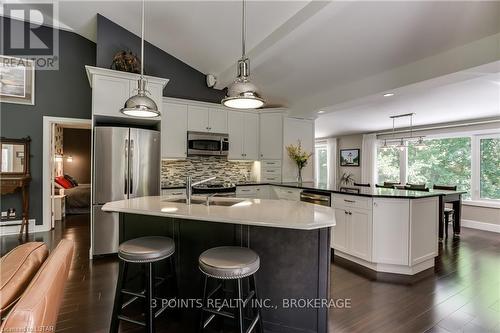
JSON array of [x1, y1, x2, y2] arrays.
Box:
[[377, 147, 400, 184], [376, 133, 500, 202], [408, 137, 471, 198], [480, 137, 500, 200]]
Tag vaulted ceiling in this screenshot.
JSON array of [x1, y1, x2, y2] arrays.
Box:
[[4, 1, 500, 122]]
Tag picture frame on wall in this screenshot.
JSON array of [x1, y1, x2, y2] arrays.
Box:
[[340, 148, 360, 166], [0, 55, 35, 105]]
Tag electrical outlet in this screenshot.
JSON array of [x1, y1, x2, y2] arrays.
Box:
[[1, 211, 7, 218]]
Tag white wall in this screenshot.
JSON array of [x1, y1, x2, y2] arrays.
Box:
[[337, 134, 363, 184]]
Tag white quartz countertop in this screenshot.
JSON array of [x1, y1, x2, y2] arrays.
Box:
[[102, 195, 336, 230]]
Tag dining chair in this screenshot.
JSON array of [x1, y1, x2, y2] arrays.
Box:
[[433, 185, 458, 239]]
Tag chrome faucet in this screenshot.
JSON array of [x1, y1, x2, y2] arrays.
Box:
[[185, 176, 216, 205]]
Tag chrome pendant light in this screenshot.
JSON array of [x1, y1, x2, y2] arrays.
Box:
[[222, 0, 265, 109], [120, 0, 160, 118]]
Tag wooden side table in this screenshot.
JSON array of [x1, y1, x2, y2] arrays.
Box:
[[0, 175, 31, 237]]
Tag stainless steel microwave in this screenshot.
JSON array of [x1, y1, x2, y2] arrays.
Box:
[[187, 132, 229, 156]]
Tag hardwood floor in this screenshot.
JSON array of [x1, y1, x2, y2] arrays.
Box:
[[1, 215, 499, 333]]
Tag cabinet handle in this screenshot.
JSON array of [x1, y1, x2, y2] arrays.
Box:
[[349, 211, 352, 215], [344, 199, 355, 203], [345, 211, 348, 215]]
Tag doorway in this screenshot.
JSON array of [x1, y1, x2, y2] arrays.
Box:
[[42, 117, 91, 233]]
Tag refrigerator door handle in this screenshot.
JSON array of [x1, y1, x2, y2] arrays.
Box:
[[129, 139, 134, 195], [124, 138, 129, 197]]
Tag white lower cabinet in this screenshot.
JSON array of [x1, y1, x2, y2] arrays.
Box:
[[162, 188, 186, 196], [331, 205, 373, 261], [349, 208, 372, 261], [372, 198, 410, 265], [332, 208, 349, 252], [236, 185, 271, 199], [273, 187, 301, 201]]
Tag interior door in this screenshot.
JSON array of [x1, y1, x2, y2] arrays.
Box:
[[129, 129, 160, 198], [93, 127, 130, 203]]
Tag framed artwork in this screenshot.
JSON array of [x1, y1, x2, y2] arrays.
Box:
[[0, 56, 35, 105], [340, 149, 360, 166]]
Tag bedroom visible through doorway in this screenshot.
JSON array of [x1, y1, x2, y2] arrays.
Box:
[[42, 117, 91, 232]]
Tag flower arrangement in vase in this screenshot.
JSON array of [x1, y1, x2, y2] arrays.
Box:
[[285, 141, 313, 184]]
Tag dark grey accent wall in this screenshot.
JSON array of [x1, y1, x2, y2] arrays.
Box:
[[96, 15, 226, 104], [1, 17, 96, 225], [63, 128, 91, 184]]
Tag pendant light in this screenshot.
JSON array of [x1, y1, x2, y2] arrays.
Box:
[[381, 139, 389, 151], [415, 137, 426, 150], [120, 0, 160, 118], [397, 138, 406, 151], [222, 0, 265, 109]]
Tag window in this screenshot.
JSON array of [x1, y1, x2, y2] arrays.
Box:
[[375, 132, 500, 205], [315, 143, 328, 184], [377, 146, 401, 184], [408, 137, 471, 198], [479, 136, 500, 200]]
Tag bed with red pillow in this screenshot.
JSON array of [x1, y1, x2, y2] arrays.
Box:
[[54, 175, 90, 214]]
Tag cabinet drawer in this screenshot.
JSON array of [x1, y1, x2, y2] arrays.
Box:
[[273, 186, 301, 201], [261, 160, 281, 167], [236, 186, 257, 197], [332, 194, 372, 209], [261, 175, 281, 182], [261, 167, 281, 176], [162, 188, 185, 196]]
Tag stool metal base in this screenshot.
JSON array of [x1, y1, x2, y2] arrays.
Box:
[[199, 273, 264, 333], [110, 256, 176, 333]]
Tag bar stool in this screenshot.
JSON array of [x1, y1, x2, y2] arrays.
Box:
[[198, 246, 264, 333], [110, 236, 176, 333]]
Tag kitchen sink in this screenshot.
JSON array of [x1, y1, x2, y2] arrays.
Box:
[[165, 197, 246, 207]]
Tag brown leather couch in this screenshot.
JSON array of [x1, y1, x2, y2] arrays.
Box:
[[0, 239, 74, 332], [0, 242, 48, 316]]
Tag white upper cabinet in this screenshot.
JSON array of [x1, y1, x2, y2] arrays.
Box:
[[228, 112, 245, 159], [208, 108, 228, 133], [187, 106, 227, 133], [92, 75, 131, 118], [259, 113, 283, 159], [86, 66, 168, 119], [187, 105, 210, 132], [243, 113, 259, 160], [228, 112, 258, 160], [162, 103, 188, 159]]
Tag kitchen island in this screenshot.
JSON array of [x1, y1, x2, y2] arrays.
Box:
[[162, 182, 463, 282], [103, 196, 336, 333]]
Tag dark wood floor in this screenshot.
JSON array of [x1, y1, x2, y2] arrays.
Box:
[[1, 215, 499, 333]]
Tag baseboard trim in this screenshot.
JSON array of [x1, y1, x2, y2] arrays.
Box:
[[462, 219, 500, 233], [0, 219, 36, 235]]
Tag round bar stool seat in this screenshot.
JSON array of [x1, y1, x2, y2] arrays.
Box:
[[118, 236, 175, 263], [199, 246, 260, 279]]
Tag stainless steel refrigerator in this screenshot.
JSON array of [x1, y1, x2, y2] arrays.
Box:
[[92, 126, 160, 255]]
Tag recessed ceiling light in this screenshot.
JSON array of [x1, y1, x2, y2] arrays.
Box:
[[383, 93, 395, 97], [318, 110, 325, 114]]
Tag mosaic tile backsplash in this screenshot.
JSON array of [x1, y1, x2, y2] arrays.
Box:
[[161, 156, 255, 187]]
